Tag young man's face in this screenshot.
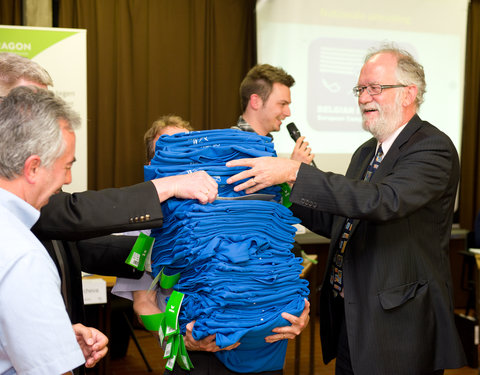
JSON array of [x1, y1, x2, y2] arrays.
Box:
[[256, 82, 291, 135]]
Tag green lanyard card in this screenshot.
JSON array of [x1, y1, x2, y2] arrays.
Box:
[[125, 232, 155, 271]]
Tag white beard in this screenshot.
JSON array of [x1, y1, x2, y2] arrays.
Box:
[[361, 92, 403, 141]]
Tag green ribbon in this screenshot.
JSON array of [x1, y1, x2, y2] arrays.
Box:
[[139, 288, 192, 371], [148, 267, 181, 291]]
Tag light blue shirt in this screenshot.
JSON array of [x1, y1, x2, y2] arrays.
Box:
[[0, 188, 84, 375]]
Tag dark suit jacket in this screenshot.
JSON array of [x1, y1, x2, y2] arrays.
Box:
[[32, 181, 164, 324], [290, 114, 466, 374]]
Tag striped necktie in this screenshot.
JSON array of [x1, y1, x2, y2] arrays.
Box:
[[330, 145, 384, 296]]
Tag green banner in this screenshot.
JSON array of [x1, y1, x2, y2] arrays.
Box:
[[0, 28, 77, 58]]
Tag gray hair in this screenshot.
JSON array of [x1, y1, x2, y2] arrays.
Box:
[[0, 52, 53, 96], [0, 86, 80, 179], [365, 44, 426, 108]]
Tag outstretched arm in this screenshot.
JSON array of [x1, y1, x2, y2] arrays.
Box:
[[226, 157, 301, 194], [33, 171, 218, 241]]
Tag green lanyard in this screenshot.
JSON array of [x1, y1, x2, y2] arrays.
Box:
[[140, 286, 192, 371], [126, 234, 193, 370]]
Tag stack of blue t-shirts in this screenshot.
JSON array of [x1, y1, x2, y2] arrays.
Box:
[[145, 129, 309, 373]]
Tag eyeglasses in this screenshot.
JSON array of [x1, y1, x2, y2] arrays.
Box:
[[352, 84, 407, 97]]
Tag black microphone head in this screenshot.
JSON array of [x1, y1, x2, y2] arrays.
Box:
[[286, 122, 301, 142]]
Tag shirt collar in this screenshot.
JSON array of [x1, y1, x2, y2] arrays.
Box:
[[377, 122, 408, 155], [236, 116, 273, 139], [0, 188, 40, 229]]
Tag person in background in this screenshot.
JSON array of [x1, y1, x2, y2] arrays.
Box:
[[233, 63, 314, 164], [144, 114, 193, 162], [114, 114, 195, 315], [226, 44, 466, 374], [0, 86, 107, 374], [114, 116, 310, 375], [0, 52, 218, 374], [114, 115, 213, 326]]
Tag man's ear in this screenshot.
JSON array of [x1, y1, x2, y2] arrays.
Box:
[[403, 85, 418, 107], [23, 155, 42, 184], [249, 94, 263, 110]]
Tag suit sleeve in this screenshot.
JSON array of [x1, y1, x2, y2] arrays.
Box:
[[290, 202, 334, 238], [32, 181, 163, 241], [290, 124, 458, 222], [76, 235, 143, 279]]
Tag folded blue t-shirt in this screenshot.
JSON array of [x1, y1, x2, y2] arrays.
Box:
[[146, 129, 309, 373]]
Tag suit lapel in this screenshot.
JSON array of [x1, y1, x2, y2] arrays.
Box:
[[369, 114, 422, 183], [343, 115, 422, 237], [328, 139, 377, 250]]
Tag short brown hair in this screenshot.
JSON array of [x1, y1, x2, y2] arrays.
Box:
[[144, 115, 193, 161], [239, 64, 295, 112]]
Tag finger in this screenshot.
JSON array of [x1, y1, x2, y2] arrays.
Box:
[[226, 158, 255, 168], [200, 334, 217, 344], [93, 346, 108, 361], [206, 189, 218, 203], [75, 324, 94, 346], [85, 358, 96, 368], [302, 299, 311, 315], [264, 332, 288, 343], [92, 334, 109, 351], [227, 169, 255, 185], [244, 184, 264, 194], [221, 342, 241, 351], [195, 191, 208, 204], [233, 179, 262, 193], [295, 136, 305, 146], [299, 142, 309, 151], [280, 311, 300, 325]]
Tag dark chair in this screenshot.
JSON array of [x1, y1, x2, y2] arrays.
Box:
[[459, 211, 480, 315], [468, 210, 480, 249], [456, 211, 480, 368]]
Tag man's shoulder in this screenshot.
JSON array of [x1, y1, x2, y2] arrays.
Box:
[[406, 114, 456, 149], [0, 225, 52, 276]]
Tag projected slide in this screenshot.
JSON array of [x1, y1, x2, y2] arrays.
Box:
[[257, 0, 468, 172], [307, 38, 416, 132]]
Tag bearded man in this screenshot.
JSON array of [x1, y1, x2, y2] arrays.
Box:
[[226, 44, 466, 375]]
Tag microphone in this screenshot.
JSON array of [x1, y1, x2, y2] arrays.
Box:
[[286, 122, 317, 168]]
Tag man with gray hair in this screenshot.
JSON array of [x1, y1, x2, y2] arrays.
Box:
[[0, 86, 107, 374], [227, 45, 466, 374], [0, 52, 218, 361]]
